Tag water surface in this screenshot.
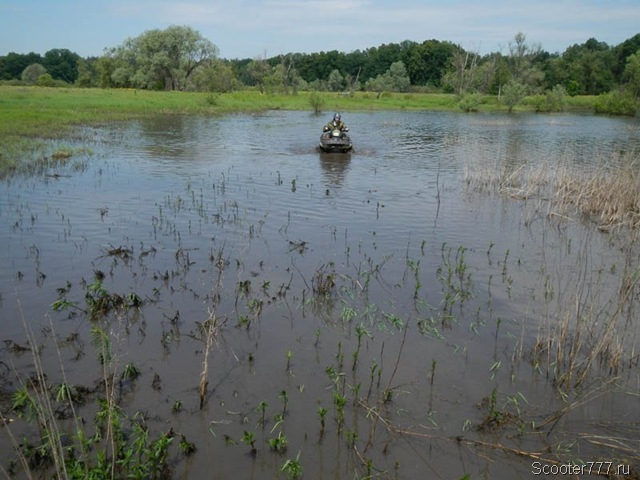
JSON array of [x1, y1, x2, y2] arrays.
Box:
[[1, 110, 639, 479]]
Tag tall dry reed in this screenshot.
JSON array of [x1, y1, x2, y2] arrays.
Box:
[[464, 151, 640, 231]]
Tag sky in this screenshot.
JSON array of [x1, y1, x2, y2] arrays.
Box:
[[1, 0, 639, 60]]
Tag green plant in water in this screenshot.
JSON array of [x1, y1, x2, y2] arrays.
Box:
[[317, 406, 328, 437], [312, 263, 336, 297], [345, 429, 358, 449], [285, 350, 293, 372], [268, 431, 288, 453], [383, 388, 393, 403], [179, 434, 196, 455], [430, 358, 437, 387], [241, 430, 257, 456], [51, 298, 81, 313], [278, 390, 288, 417], [352, 323, 371, 371], [90, 325, 111, 364], [335, 341, 344, 371], [54, 383, 75, 403], [489, 360, 501, 380], [333, 392, 347, 432], [366, 360, 378, 401], [122, 362, 141, 381], [256, 400, 268, 428], [11, 387, 38, 420], [340, 304, 357, 323], [384, 313, 404, 331], [308, 90, 325, 114], [247, 298, 263, 321], [281, 451, 302, 479], [407, 258, 422, 298], [236, 314, 250, 329], [477, 387, 519, 432]]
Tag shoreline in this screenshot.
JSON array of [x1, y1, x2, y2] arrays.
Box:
[[0, 85, 600, 176]]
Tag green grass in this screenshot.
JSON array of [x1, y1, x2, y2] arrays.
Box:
[[0, 86, 601, 138]]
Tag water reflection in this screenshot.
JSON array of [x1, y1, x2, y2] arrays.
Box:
[[318, 151, 351, 187], [137, 115, 202, 158]]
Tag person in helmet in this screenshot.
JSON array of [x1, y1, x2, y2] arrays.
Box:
[[323, 112, 349, 137]]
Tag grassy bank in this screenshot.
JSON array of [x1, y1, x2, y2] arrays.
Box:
[[0, 86, 602, 137], [0, 85, 599, 175]]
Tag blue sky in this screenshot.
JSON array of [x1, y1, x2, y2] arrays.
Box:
[[1, 0, 639, 59]]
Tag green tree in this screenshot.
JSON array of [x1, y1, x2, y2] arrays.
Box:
[[43, 48, 80, 83], [543, 54, 569, 92], [545, 84, 568, 112], [193, 59, 237, 92], [1, 52, 43, 80], [245, 58, 271, 93], [612, 33, 640, 82], [36, 73, 54, 87], [107, 39, 137, 88], [366, 43, 405, 79], [502, 80, 528, 112], [95, 55, 116, 88], [557, 39, 615, 95], [21, 63, 47, 84], [75, 57, 98, 87], [624, 50, 640, 98], [275, 54, 302, 94], [405, 39, 458, 87], [327, 69, 344, 92], [507, 32, 544, 93], [365, 61, 410, 94], [444, 49, 480, 95], [107, 25, 218, 90], [388, 61, 410, 91], [263, 63, 287, 94]]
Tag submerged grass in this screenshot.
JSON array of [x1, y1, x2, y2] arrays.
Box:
[[2, 307, 188, 480]]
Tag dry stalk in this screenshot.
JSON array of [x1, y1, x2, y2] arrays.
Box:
[[384, 319, 410, 399], [358, 397, 561, 467], [17, 301, 69, 480], [579, 434, 640, 457], [534, 379, 615, 432], [99, 313, 127, 479], [0, 409, 34, 480], [199, 310, 219, 410]]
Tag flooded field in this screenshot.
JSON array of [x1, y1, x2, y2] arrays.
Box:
[[2, 110, 640, 479]]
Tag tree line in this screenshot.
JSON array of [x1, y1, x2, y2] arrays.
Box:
[[1, 26, 639, 112]]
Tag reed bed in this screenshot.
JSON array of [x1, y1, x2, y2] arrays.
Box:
[[465, 151, 640, 391], [464, 151, 640, 231], [554, 160, 640, 231]]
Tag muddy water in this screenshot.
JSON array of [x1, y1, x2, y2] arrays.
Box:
[[2, 111, 640, 479]]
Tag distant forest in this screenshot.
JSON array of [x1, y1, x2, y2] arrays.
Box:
[[2, 26, 639, 109]]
